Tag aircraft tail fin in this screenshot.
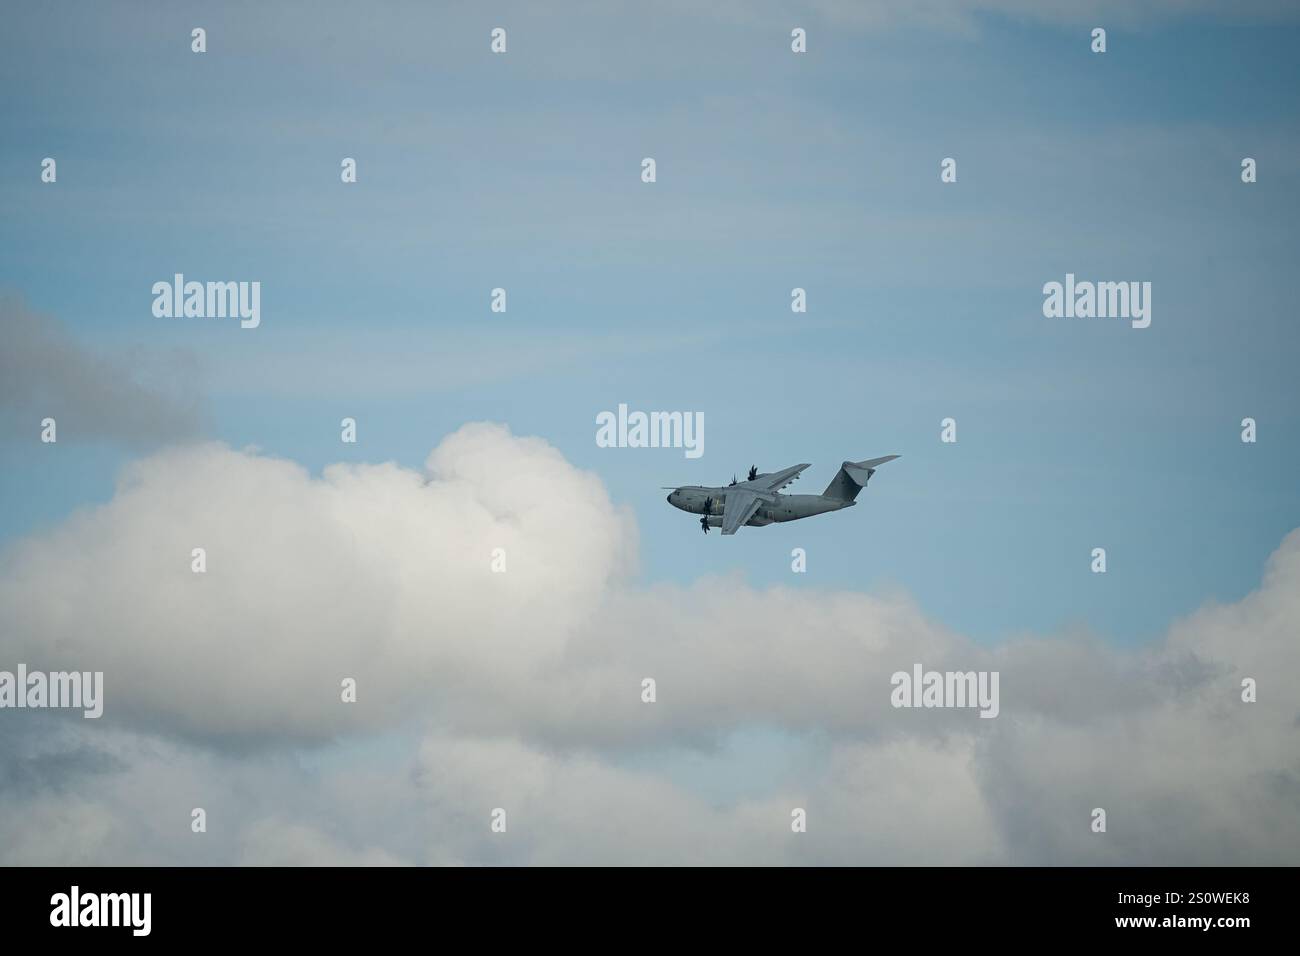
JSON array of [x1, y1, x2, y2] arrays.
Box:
[[823, 455, 899, 502]]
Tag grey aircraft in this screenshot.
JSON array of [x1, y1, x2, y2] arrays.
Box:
[[664, 455, 899, 534]]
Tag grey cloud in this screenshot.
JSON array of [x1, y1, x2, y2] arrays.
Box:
[[0, 298, 208, 448]]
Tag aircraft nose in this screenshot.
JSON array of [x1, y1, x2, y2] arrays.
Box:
[[666, 492, 674, 504]]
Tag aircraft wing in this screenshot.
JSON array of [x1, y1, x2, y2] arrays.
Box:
[[720, 489, 765, 535], [755, 463, 810, 492]]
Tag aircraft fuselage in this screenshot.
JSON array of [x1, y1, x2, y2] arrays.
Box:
[[666, 487, 852, 527]]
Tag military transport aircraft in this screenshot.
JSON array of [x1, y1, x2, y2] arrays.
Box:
[[664, 456, 899, 534]]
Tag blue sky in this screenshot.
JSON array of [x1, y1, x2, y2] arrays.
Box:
[[3, 0, 1298, 651], [1, 1, 1298, 869]]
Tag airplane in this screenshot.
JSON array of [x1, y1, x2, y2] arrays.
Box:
[[664, 455, 899, 535]]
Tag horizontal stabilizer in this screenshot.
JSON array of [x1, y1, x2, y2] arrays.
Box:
[[855, 454, 900, 471], [823, 454, 899, 501], [842, 455, 899, 487]]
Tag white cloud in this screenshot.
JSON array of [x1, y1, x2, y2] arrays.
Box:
[[0, 425, 635, 742], [0, 424, 1295, 863]]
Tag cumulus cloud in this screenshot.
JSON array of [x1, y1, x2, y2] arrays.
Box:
[[0, 424, 1296, 864], [0, 424, 636, 743], [0, 298, 207, 447]]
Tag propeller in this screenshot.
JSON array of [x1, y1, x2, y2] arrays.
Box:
[[747, 465, 758, 481], [700, 496, 712, 533]]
